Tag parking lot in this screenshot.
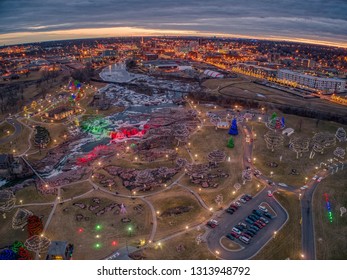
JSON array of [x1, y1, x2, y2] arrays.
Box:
[[206, 187, 288, 259]]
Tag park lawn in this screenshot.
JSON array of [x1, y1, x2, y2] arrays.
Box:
[[253, 190, 301, 260], [15, 185, 56, 204], [147, 186, 211, 241], [251, 113, 347, 188], [60, 180, 94, 200], [314, 171, 347, 259], [178, 123, 253, 209], [139, 230, 217, 260], [45, 190, 152, 260], [0, 122, 15, 139]]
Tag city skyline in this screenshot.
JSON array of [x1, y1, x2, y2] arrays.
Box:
[[1, 0, 347, 47]]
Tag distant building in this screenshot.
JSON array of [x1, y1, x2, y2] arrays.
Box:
[[45, 106, 75, 120], [204, 70, 224, 78], [46, 241, 74, 260], [216, 121, 229, 129], [144, 53, 158, 61], [101, 50, 116, 58], [277, 70, 346, 93]]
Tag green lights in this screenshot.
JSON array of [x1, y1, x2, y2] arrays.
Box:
[[94, 243, 101, 249], [81, 116, 110, 137], [96, 224, 102, 230]]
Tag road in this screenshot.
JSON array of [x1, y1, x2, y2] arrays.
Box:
[[0, 117, 22, 145], [301, 163, 345, 259]]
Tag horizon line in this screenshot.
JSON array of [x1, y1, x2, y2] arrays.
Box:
[[1, 27, 347, 49]]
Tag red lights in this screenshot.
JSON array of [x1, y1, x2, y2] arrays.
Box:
[[111, 241, 118, 246], [110, 126, 148, 140], [78, 228, 84, 233]]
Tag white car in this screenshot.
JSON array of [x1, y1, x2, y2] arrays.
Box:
[[258, 205, 268, 212], [317, 177, 323, 182], [232, 227, 242, 235], [300, 185, 308, 190], [209, 219, 219, 226], [312, 175, 318, 181]]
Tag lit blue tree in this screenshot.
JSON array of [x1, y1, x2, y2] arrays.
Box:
[[228, 119, 238, 135]]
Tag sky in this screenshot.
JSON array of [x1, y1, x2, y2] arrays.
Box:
[[0, 0, 347, 47]]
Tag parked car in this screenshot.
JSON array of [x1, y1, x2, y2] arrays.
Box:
[[226, 233, 235, 240], [258, 220, 266, 227], [240, 198, 247, 204], [259, 205, 268, 212], [238, 222, 247, 228], [253, 209, 262, 216], [232, 227, 242, 235], [242, 233, 252, 239], [230, 231, 239, 238], [229, 205, 238, 211], [248, 215, 257, 222], [264, 212, 273, 219], [250, 225, 260, 231], [207, 219, 218, 228], [267, 190, 273, 197], [245, 218, 254, 224], [254, 222, 263, 229], [235, 225, 244, 231], [245, 194, 253, 199], [312, 175, 318, 181], [260, 217, 269, 224], [245, 230, 254, 237], [226, 208, 234, 214], [248, 228, 257, 235], [317, 177, 323, 182], [234, 201, 241, 207], [239, 236, 250, 244]]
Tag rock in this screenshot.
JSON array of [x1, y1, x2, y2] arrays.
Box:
[[76, 214, 84, 221], [121, 217, 131, 223], [73, 203, 86, 209], [88, 205, 100, 211]]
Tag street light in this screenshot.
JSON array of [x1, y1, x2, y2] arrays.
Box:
[[270, 171, 274, 177]]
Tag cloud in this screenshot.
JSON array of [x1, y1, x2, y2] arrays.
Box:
[[0, 0, 346, 46]]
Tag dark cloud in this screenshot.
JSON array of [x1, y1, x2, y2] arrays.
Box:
[[0, 0, 346, 45]]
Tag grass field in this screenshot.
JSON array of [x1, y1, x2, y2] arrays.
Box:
[[15, 185, 56, 204], [203, 77, 347, 118], [147, 186, 210, 240], [314, 171, 347, 259], [0, 122, 15, 139], [45, 190, 152, 260], [253, 190, 301, 260]]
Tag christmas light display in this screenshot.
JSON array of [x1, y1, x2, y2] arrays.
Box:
[[109, 127, 147, 140], [0, 249, 16, 260], [324, 193, 333, 223], [80, 117, 111, 137], [76, 145, 109, 165], [27, 215, 43, 237]]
